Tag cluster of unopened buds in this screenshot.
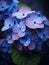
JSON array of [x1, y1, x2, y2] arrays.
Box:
[[0, 0, 49, 54]]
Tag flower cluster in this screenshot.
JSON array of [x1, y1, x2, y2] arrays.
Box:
[[0, 0, 49, 54]]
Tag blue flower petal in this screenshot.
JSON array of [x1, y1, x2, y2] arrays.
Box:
[[1, 18, 14, 31], [43, 27, 49, 38], [20, 29, 32, 46], [36, 29, 47, 41], [44, 20, 49, 26], [13, 0, 19, 4], [0, 1, 9, 12], [6, 2, 19, 14]]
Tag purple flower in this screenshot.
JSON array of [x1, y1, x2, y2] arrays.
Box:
[[12, 21, 26, 38], [12, 32, 19, 40], [12, 7, 33, 19], [25, 13, 47, 29]]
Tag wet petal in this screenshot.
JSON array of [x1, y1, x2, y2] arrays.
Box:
[[12, 24, 20, 33], [1, 18, 14, 31], [34, 16, 46, 24], [25, 14, 44, 29], [12, 7, 33, 19], [12, 33, 19, 40], [7, 39, 14, 44], [26, 20, 44, 29], [20, 38, 31, 46], [18, 31, 25, 37], [20, 30, 31, 46], [4, 18, 14, 26], [12, 21, 26, 37], [19, 21, 26, 32]]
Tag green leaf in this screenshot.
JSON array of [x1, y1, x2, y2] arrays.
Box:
[[11, 47, 40, 65], [19, 3, 32, 11]]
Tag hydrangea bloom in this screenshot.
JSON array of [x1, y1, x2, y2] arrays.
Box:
[[12, 7, 33, 19], [25, 12, 47, 29], [0, 0, 49, 54]]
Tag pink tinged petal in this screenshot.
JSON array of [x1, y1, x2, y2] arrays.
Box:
[[12, 12, 28, 19], [18, 31, 25, 37], [26, 17, 44, 29], [6, 39, 14, 44], [12, 24, 19, 33], [12, 7, 33, 19], [26, 20, 44, 29], [28, 43, 36, 50], [15, 43, 23, 51], [35, 24, 44, 28], [19, 7, 33, 14], [12, 33, 19, 40]]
